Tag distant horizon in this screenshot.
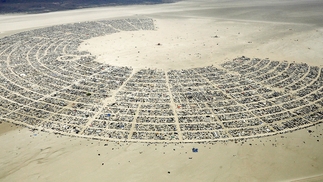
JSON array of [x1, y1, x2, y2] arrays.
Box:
[[0, 0, 178, 14]]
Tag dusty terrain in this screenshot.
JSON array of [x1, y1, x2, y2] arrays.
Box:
[[1, 121, 323, 182], [1, 0, 323, 181]]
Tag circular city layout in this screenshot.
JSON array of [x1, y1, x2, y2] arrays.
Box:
[[0, 18, 322, 143]]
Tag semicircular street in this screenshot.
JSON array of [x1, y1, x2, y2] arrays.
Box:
[[0, 18, 322, 143]]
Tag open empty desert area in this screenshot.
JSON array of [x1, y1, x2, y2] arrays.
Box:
[[1, 0, 323, 181]]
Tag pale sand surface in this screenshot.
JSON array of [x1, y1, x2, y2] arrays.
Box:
[[79, 18, 323, 70], [0, 122, 322, 182], [1, 0, 323, 181]]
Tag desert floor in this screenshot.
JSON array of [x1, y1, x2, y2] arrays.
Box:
[[1, 0, 323, 181]]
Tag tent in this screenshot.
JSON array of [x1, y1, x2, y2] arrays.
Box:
[[192, 148, 198, 153]]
